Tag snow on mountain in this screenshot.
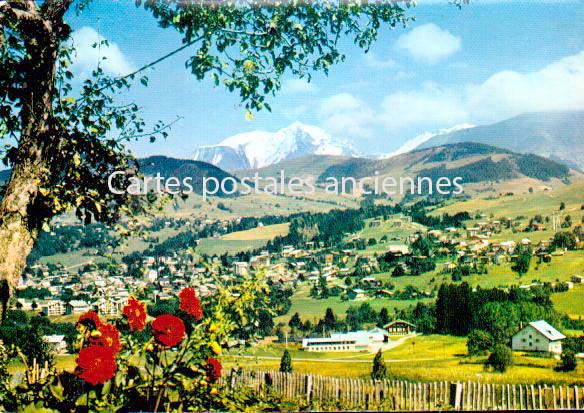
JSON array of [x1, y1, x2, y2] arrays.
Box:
[[380, 123, 475, 159], [193, 122, 357, 170]]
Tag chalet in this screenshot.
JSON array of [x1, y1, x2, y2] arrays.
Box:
[[65, 300, 90, 315], [41, 300, 65, 316], [234, 262, 249, 276], [466, 227, 480, 238], [383, 320, 416, 335], [251, 252, 270, 268], [511, 320, 565, 355], [43, 335, 67, 354], [348, 288, 367, 300]]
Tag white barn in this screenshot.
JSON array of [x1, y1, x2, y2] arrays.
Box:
[[511, 320, 565, 355]]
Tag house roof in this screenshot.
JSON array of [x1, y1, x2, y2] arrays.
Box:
[[527, 320, 566, 341], [384, 319, 416, 328]]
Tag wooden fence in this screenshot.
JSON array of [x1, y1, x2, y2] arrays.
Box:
[[221, 369, 583, 410]]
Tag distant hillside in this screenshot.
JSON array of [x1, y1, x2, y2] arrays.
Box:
[[139, 156, 238, 196], [417, 111, 584, 170], [318, 142, 575, 190], [236, 154, 353, 181]]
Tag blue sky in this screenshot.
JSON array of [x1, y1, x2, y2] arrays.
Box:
[[67, 1, 584, 157]]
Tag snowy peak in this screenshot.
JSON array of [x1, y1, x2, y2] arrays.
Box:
[[381, 124, 475, 159], [194, 123, 357, 170]]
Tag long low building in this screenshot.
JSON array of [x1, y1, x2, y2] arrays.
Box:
[[302, 328, 390, 352]]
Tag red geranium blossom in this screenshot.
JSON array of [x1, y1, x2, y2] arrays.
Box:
[[151, 314, 185, 347], [77, 310, 102, 329], [91, 323, 122, 354], [179, 287, 203, 320], [76, 345, 117, 385], [205, 357, 222, 382], [122, 296, 147, 331]]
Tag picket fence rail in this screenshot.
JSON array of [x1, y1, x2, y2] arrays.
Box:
[[221, 369, 582, 411]]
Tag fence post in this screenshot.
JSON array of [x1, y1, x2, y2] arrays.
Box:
[[452, 382, 463, 410]]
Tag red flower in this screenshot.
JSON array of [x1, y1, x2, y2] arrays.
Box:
[[76, 345, 117, 385], [152, 314, 185, 347], [205, 357, 222, 382], [122, 297, 147, 331], [91, 323, 122, 354], [77, 310, 102, 329], [179, 287, 203, 320]]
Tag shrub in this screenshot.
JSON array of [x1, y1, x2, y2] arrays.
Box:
[[557, 349, 577, 372], [371, 349, 387, 380], [280, 349, 293, 373], [486, 344, 513, 373], [467, 330, 494, 356]]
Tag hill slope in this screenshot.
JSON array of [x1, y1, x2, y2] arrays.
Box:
[[317, 142, 578, 196], [417, 111, 584, 170], [139, 156, 238, 196]]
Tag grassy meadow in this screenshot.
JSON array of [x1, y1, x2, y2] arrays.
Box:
[[224, 335, 584, 385]]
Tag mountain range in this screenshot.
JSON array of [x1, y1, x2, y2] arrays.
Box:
[[192, 122, 357, 170], [417, 111, 584, 171]]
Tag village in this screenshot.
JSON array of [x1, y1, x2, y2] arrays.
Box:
[[11, 206, 583, 369]]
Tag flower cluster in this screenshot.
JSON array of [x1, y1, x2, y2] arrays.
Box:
[[75, 311, 121, 385], [74, 288, 221, 390]]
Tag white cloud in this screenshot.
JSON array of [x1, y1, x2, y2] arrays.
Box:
[[70, 26, 135, 78], [380, 83, 467, 130], [318, 51, 584, 142], [281, 78, 318, 94], [465, 51, 584, 122], [396, 23, 461, 64], [364, 53, 396, 69], [318, 93, 376, 138]]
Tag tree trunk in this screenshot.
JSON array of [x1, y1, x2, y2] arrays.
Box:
[[0, 4, 65, 320]]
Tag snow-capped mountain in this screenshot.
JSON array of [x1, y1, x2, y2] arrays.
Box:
[[193, 122, 357, 170], [380, 123, 475, 159]]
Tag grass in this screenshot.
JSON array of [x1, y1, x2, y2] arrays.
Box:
[[225, 335, 584, 385], [221, 223, 289, 241], [275, 281, 433, 325], [197, 239, 269, 256], [552, 284, 584, 319]]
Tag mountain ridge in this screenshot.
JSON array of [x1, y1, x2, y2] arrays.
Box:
[[193, 122, 357, 170], [417, 111, 584, 170]]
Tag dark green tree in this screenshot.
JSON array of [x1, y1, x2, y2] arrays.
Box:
[[280, 349, 292, 373], [371, 349, 387, 380]]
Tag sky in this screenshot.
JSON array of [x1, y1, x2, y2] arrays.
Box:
[[66, 0, 584, 158]]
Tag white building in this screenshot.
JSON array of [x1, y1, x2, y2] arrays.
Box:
[[43, 335, 67, 354], [302, 328, 390, 352], [41, 300, 65, 316], [511, 320, 565, 355]]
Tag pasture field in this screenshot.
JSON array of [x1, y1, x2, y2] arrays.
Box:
[[196, 239, 269, 256], [196, 222, 290, 255], [552, 284, 584, 319], [432, 180, 584, 220], [225, 335, 584, 385], [274, 281, 434, 325], [221, 223, 290, 241]]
